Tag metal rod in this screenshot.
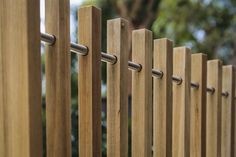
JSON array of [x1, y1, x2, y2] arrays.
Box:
[[40, 34, 231, 96], [41, 32, 89, 55], [41, 33, 141, 71], [222, 91, 229, 97], [206, 88, 230, 97], [152, 69, 163, 79], [70, 42, 88, 56], [41, 33, 56, 45], [101, 52, 117, 64], [128, 61, 142, 72], [172, 75, 182, 85], [191, 82, 199, 89], [207, 87, 215, 94]]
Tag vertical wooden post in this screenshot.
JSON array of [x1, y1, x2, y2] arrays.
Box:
[[0, 0, 42, 156], [190, 53, 207, 157], [0, 1, 4, 155], [132, 29, 153, 157], [0, 64, 3, 157], [206, 60, 222, 157], [0, 1, 4, 154], [107, 18, 129, 157], [153, 38, 173, 157], [172, 47, 191, 157], [78, 6, 101, 157], [45, 0, 71, 156], [221, 65, 235, 157], [233, 69, 236, 157]]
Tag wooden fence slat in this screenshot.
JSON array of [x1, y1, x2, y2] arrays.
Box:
[[132, 29, 153, 157], [172, 47, 191, 157], [190, 53, 207, 157], [78, 6, 101, 157], [221, 65, 235, 157], [234, 70, 236, 157], [107, 18, 129, 157], [153, 38, 173, 157], [206, 60, 222, 157], [0, 1, 4, 154], [45, 0, 71, 156], [0, 0, 42, 156]]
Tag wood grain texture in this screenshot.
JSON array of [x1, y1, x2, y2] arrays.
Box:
[[221, 65, 235, 157], [45, 0, 71, 156], [190, 53, 207, 157], [132, 29, 153, 157], [0, 1, 4, 155], [206, 60, 222, 157], [0, 0, 42, 156], [153, 38, 173, 157], [78, 6, 102, 157], [233, 69, 236, 157], [172, 47, 191, 157], [107, 18, 129, 157]]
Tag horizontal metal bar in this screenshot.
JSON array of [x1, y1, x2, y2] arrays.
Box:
[[152, 69, 163, 78], [222, 91, 229, 97], [41, 32, 88, 55], [41, 32, 142, 72], [207, 87, 215, 94], [70, 42, 88, 56], [172, 75, 182, 85], [40, 34, 232, 97], [41, 33, 56, 45], [101, 52, 117, 64], [128, 61, 142, 72], [191, 82, 199, 89]]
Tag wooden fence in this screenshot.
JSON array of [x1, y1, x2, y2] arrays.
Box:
[[0, 1, 235, 157]]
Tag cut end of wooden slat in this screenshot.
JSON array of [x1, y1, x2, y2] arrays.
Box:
[[173, 46, 191, 52], [132, 28, 153, 35], [107, 18, 129, 26], [207, 59, 223, 65], [223, 65, 234, 69], [191, 53, 207, 57], [79, 5, 101, 11], [154, 38, 173, 45]]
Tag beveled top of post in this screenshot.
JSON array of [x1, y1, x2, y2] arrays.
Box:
[[79, 5, 101, 11]]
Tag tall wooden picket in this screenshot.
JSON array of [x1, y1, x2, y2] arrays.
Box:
[[132, 29, 153, 157], [221, 65, 235, 157], [107, 18, 129, 157], [0, 1, 4, 154], [45, 0, 71, 156], [78, 6, 102, 157], [206, 60, 222, 157], [153, 38, 173, 157], [0, 0, 42, 156], [190, 53, 207, 157], [172, 47, 191, 157], [234, 71, 236, 157], [0, 61, 3, 157]]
